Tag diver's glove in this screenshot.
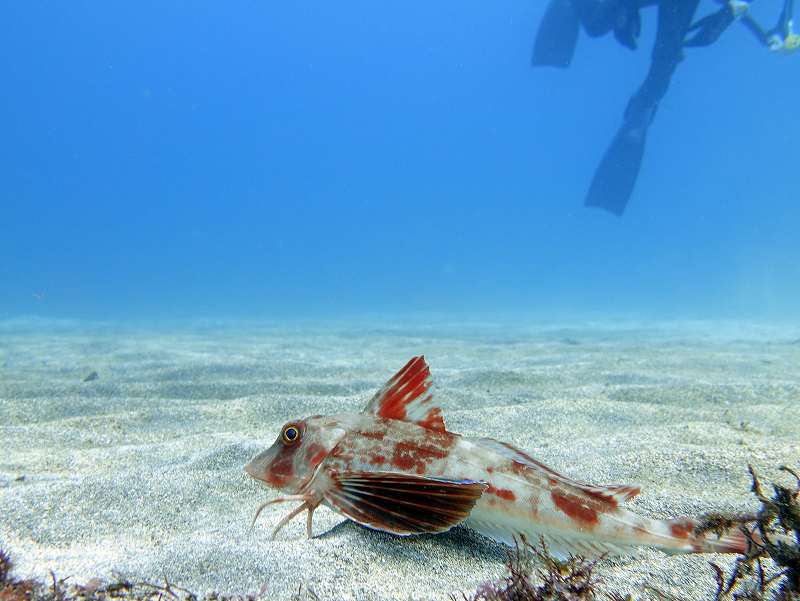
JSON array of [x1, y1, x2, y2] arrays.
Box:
[[768, 26, 800, 53]]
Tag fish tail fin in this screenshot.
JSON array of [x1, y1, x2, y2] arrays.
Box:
[[664, 518, 749, 554]]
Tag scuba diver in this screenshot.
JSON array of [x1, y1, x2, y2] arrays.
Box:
[[532, 0, 797, 216]]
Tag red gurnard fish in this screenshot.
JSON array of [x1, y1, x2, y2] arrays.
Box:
[[244, 356, 747, 557]]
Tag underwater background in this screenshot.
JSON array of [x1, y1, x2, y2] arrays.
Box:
[[3, 5, 800, 599], [2, 0, 799, 321]]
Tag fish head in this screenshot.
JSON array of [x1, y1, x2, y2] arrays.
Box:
[[244, 415, 346, 494]]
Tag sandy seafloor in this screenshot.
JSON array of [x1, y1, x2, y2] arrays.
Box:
[[1, 317, 799, 600]]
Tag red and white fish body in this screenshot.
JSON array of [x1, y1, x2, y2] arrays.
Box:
[[245, 357, 746, 558]]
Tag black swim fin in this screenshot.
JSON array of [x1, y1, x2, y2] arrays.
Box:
[[585, 104, 656, 216], [532, 0, 580, 68]]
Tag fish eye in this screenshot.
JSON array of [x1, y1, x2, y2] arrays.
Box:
[[282, 424, 301, 445]]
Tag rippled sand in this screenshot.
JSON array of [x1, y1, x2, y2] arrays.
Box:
[[1, 318, 799, 600]]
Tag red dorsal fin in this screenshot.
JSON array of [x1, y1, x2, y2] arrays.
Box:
[[324, 470, 486, 535], [362, 356, 446, 432]]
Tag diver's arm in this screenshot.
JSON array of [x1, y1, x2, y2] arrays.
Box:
[[776, 0, 794, 32], [769, 0, 799, 50], [740, 13, 771, 45], [739, 0, 796, 49], [684, 0, 754, 47]]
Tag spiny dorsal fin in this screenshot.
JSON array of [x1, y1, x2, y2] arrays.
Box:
[[362, 356, 446, 432]]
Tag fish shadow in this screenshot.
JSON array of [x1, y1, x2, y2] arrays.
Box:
[[314, 520, 642, 571], [316, 520, 507, 564]]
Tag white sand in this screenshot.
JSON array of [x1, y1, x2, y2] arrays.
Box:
[[1, 317, 799, 600]]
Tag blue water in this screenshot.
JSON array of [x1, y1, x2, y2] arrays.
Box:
[[2, 1, 798, 321]]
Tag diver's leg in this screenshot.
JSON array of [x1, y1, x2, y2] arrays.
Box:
[[630, 0, 701, 112], [585, 0, 700, 215], [777, 0, 794, 31], [740, 13, 771, 46]]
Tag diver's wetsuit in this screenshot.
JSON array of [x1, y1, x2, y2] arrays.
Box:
[[625, 1, 699, 116]]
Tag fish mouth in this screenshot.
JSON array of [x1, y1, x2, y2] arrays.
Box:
[[244, 449, 273, 483]]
